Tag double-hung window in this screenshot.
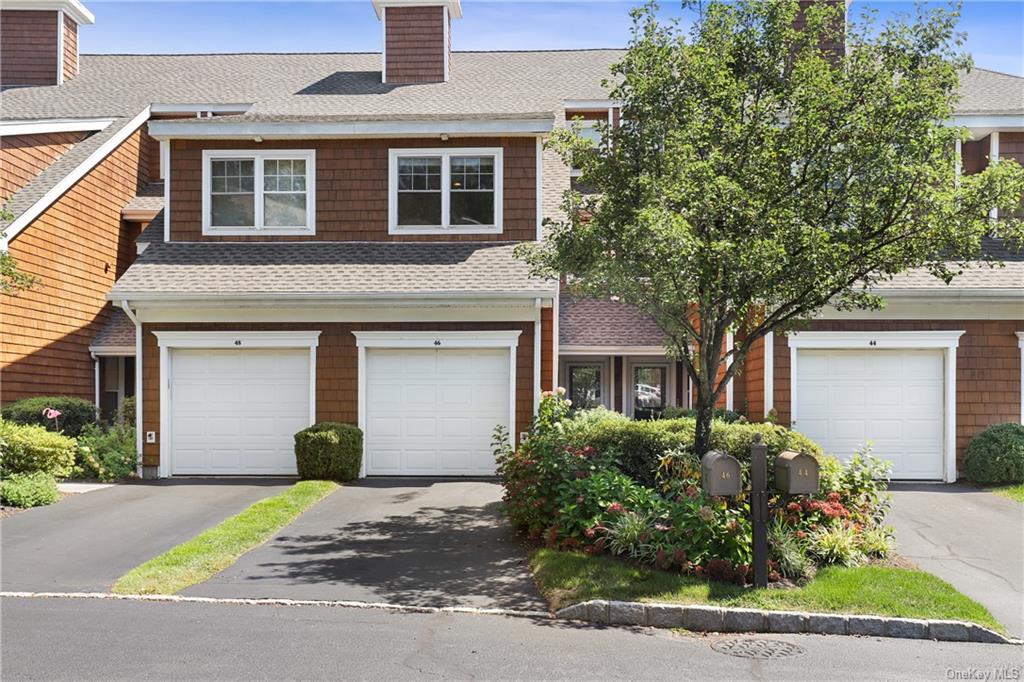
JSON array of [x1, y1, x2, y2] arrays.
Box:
[[388, 148, 503, 234], [202, 149, 315, 235]]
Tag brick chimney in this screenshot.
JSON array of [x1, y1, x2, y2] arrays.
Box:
[[0, 0, 94, 87], [373, 0, 461, 84], [794, 0, 847, 58]]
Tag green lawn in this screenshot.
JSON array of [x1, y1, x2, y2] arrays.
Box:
[[531, 549, 1003, 632], [991, 483, 1024, 503], [113, 480, 338, 595]]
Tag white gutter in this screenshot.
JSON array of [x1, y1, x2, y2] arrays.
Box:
[[147, 118, 553, 140], [149, 103, 252, 115], [0, 117, 113, 137], [120, 300, 143, 478], [2, 107, 151, 249], [107, 290, 558, 304], [870, 288, 1024, 300], [533, 297, 542, 415], [1, 0, 94, 24]]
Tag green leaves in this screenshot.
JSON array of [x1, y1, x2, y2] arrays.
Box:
[[520, 0, 1024, 450]]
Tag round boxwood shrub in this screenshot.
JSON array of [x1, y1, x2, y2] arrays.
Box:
[[1, 396, 97, 437], [294, 422, 363, 482], [1, 471, 60, 508], [963, 423, 1024, 485], [0, 419, 77, 478]]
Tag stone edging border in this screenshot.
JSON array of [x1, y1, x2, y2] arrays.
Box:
[[554, 600, 1021, 645]]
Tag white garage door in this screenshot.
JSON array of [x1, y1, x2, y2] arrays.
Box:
[[795, 349, 944, 480], [365, 348, 511, 476], [170, 348, 310, 475]]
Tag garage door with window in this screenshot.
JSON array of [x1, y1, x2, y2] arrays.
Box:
[[169, 347, 311, 476], [364, 347, 511, 476], [795, 349, 945, 480]]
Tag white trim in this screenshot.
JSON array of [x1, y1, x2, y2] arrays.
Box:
[[954, 138, 962, 182], [564, 99, 622, 110], [1, 0, 94, 24], [559, 344, 666, 355], [442, 5, 450, 83], [561, 356, 612, 410], [55, 9, 64, 85], [200, 149, 316, 236], [159, 140, 169, 181], [725, 331, 734, 412], [0, 118, 113, 137], [535, 136, 544, 241], [788, 330, 964, 483], [763, 332, 774, 418], [354, 329, 519, 477], [620, 354, 628, 414], [552, 292, 559, 389], [387, 147, 503, 235], [121, 208, 161, 222], [92, 354, 100, 411], [2, 108, 150, 248], [154, 331, 321, 478], [120, 301, 143, 477], [113, 289, 555, 304], [817, 298, 1024, 319], [154, 331, 321, 349], [1017, 332, 1024, 424], [533, 310, 543, 408], [148, 119, 552, 140], [380, 5, 387, 84], [163, 142, 171, 242], [149, 103, 252, 115], [134, 302, 543, 324], [88, 345, 136, 356], [989, 131, 1000, 220], [372, 0, 462, 20], [950, 115, 1024, 130]]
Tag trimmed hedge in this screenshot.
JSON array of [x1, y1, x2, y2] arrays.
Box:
[[963, 423, 1024, 485], [0, 419, 77, 478], [1, 471, 60, 508], [662, 406, 742, 423], [294, 422, 363, 482], [568, 410, 823, 488], [1, 396, 97, 437]]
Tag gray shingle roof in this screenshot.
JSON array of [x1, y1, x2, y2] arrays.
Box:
[[135, 209, 164, 244], [873, 237, 1024, 292], [122, 181, 164, 215], [109, 241, 556, 300], [90, 308, 136, 350], [1, 51, 621, 121], [954, 68, 1024, 116], [559, 295, 665, 348]]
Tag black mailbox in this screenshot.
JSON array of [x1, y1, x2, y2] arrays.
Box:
[[774, 451, 819, 495], [701, 450, 743, 497]]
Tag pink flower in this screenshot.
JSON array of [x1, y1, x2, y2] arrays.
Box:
[[584, 527, 596, 539], [607, 502, 625, 513], [556, 387, 566, 395]]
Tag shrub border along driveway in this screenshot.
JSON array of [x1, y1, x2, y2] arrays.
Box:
[[113, 481, 338, 595]]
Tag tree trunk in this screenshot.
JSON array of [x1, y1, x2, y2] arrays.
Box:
[[693, 378, 716, 457]]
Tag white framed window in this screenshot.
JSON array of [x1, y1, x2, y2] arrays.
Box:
[[201, 149, 316, 236], [569, 119, 601, 179], [565, 360, 609, 410], [388, 147, 503, 235]]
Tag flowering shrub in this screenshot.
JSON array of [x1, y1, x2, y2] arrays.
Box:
[[498, 392, 895, 585], [75, 423, 138, 481]]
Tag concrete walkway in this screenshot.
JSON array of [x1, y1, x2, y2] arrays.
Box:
[[185, 479, 546, 611], [887, 482, 1024, 637], [1, 479, 290, 592]]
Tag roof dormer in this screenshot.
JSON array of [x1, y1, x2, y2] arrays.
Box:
[[0, 0, 94, 87]]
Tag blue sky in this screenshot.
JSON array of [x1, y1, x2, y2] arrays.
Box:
[[81, 1, 1023, 76]]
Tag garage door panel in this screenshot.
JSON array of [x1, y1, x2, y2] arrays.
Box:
[[170, 348, 308, 476], [796, 349, 943, 480], [365, 347, 510, 476]]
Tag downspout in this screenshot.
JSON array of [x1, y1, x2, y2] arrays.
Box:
[[91, 352, 100, 419], [121, 300, 143, 478], [533, 298, 542, 415]]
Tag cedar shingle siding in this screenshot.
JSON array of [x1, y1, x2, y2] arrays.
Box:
[[770, 320, 1024, 467], [168, 137, 537, 242], [140, 321, 548, 468], [62, 13, 78, 82], [385, 5, 446, 83], [0, 10, 59, 86], [0, 131, 88, 199], [1, 128, 150, 402]]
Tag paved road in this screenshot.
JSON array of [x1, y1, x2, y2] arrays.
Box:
[[888, 483, 1024, 637], [1, 479, 290, 592], [3, 596, 1021, 681], [185, 479, 545, 610]]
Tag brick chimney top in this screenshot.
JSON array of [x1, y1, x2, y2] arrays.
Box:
[[373, 0, 462, 85]]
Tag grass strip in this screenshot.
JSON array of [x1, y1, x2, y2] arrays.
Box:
[[991, 483, 1024, 503], [112, 480, 338, 595], [531, 548, 1003, 632]]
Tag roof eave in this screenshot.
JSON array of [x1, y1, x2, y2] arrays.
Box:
[[109, 290, 557, 305], [146, 118, 554, 140]]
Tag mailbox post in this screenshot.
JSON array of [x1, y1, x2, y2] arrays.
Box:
[[749, 434, 770, 589]]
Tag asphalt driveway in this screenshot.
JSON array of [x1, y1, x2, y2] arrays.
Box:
[[887, 482, 1024, 637], [184, 479, 546, 611], [1, 479, 290, 593]]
